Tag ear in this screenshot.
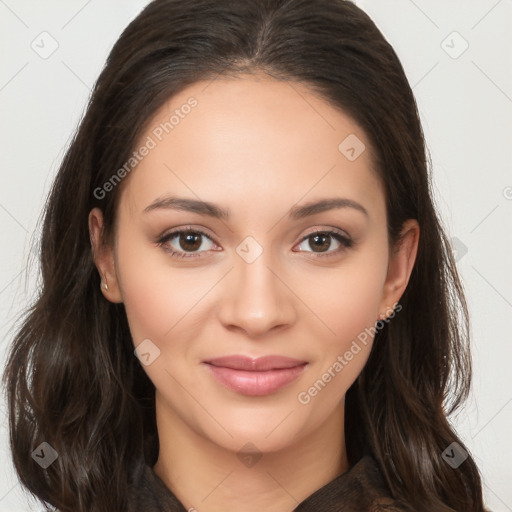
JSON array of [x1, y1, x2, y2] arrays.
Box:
[[378, 219, 419, 318], [88, 208, 123, 303]]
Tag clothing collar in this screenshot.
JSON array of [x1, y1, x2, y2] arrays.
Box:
[[129, 455, 399, 511]]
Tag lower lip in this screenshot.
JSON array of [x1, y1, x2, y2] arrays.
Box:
[[204, 363, 307, 396]]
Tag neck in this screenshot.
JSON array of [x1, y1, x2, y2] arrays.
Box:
[[153, 394, 349, 512]]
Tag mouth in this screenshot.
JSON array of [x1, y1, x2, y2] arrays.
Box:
[[202, 355, 309, 396]]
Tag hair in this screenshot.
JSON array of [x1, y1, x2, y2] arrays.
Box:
[[2, 0, 487, 511]]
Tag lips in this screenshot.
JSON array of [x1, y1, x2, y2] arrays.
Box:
[[202, 355, 308, 396], [204, 355, 307, 371]]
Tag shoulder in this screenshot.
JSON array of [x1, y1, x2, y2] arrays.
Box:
[[347, 455, 410, 511], [294, 455, 410, 512], [126, 464, 188, 512], [348, 456, 412, 512]]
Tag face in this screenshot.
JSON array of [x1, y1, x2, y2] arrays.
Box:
[[90, 73, 418, 455]]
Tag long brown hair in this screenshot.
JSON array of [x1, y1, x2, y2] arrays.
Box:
[[2, 1, 487, 510]]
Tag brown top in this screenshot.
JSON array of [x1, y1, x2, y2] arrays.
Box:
[[128, 455, 407, 511]]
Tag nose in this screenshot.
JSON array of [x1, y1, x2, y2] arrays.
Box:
[[217, 247, 297, 338]]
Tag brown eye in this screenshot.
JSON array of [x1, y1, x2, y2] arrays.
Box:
[[178, 232, 203, 251], [295, 230, 353, 257], [308, 233, 332, 252], [157, 228, 218, 258]]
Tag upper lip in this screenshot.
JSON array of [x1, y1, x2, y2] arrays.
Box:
[[203, 355, 308, 371]]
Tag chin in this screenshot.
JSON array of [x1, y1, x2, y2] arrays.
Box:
[[195, 403, 312, 453]]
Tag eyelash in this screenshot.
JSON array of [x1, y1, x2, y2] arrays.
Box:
[[156, 226, 353, 260]]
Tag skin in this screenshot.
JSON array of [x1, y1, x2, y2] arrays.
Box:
[[89, 72, 419, 512]]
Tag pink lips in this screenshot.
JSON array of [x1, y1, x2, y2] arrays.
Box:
[[203, 355, 308, 396]]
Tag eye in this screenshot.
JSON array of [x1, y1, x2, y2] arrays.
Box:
[[294, 229, 353, 258], [156, 227, 353, 260], [157, 227, 219, 258]]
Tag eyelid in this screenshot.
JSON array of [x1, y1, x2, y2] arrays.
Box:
[[294, 228, 353, 258], [157, 225, 218, 244], [299, 226, 351, 241], [156, 226, 220, 258]]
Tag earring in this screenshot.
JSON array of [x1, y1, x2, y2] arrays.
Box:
[[102, 277, 109, 291]]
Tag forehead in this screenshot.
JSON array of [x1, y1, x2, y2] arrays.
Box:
[[119, 74, 384, 223]]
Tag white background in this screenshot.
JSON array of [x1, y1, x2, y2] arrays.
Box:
[[0, 1, 511, 510]]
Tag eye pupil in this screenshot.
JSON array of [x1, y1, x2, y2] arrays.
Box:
[[180, 232, 202, 251], [310, 233, 330, 252]]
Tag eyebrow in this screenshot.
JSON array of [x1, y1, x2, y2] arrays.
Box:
[[143, 195, 369, 220]]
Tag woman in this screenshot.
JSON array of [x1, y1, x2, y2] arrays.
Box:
[[2, 0, 488, 511]]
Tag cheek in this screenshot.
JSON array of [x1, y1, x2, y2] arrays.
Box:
[[296, 253, 387, 346], [114, 228, 208, 346], [116, 215, 388, 362], [117, 227, 388, 346], [293, 251, 388, 395]]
